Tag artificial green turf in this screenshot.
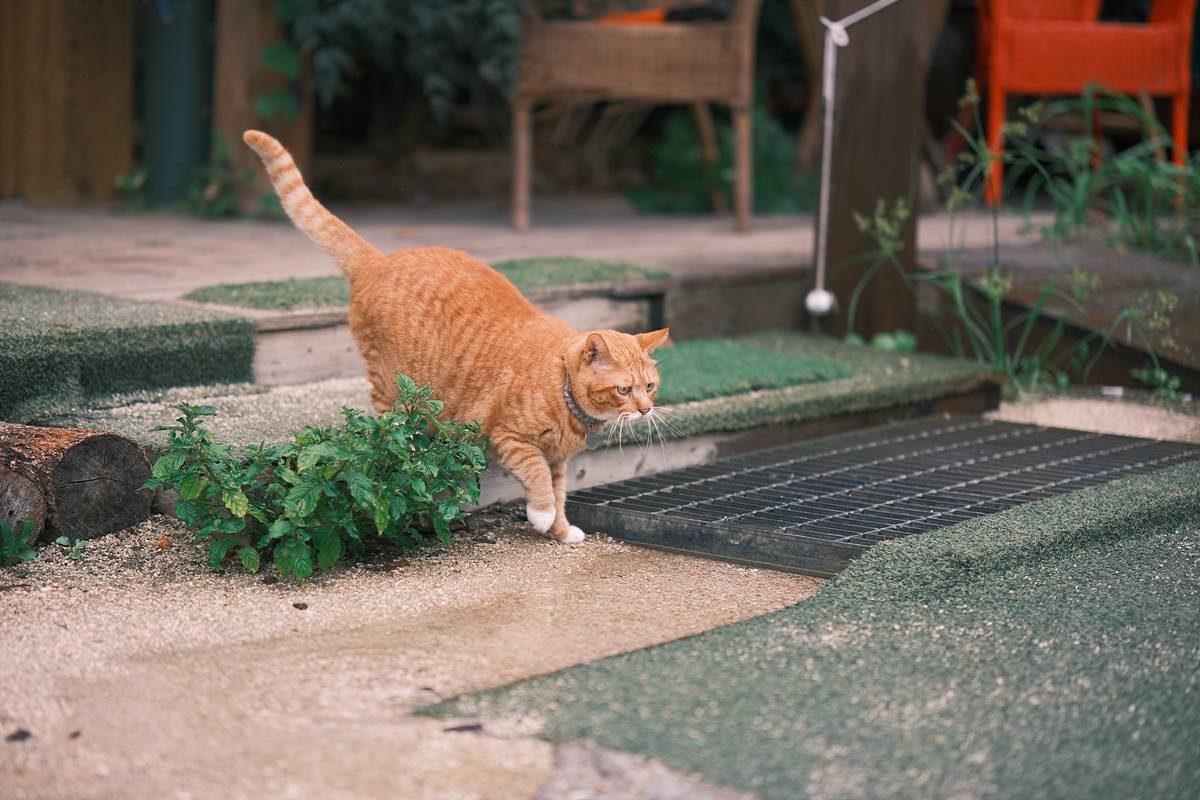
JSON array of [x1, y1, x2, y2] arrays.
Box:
[[492, 257, 670, 296], [181, 258, 669, 311], [184, 276, 349, 311], [427, 459, 1200, 799], [623, 332, 1000, 442], [653, 340, 850, 405], [0, 282, 255, 422]]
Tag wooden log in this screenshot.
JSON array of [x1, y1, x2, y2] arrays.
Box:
[[0, 424, 151, 545]]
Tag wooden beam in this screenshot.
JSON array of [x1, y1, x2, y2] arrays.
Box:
[[0, 1, 133, 205], [821, 0, 948, 338]]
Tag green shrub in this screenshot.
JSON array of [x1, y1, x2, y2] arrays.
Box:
[[143, 375, 487, 581], [1, 520, 36, 567], [627, 104, 817, 215]]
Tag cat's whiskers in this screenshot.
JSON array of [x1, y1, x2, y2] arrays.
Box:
[[651, 406, 686, 440], [647, 411, 669, 460]]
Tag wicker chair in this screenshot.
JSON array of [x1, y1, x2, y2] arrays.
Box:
[[511, 0, 763, 230]]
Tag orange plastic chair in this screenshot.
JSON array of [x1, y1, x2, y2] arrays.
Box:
[[975, 0, 1196, 205]]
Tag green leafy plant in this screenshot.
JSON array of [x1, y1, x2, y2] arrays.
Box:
[[113, 168, 150, 211], [54, 536, 86, 561], [143, 375, 487, 581], [627, 104, 817, 215], [1, 520, 37, 567], [951, 83, 1200, 266], [844, 198, 1178, 395], [1132, 364, 1183, 400], [261, 0, 521, 131], [183, 131, 255, 218], [838, 82, 1184, 395], [844, 329, 917, 354]]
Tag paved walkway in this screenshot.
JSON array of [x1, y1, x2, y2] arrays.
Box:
[[0, 197, 1045, 301]]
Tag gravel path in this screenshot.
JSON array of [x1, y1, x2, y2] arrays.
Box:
[[0, 506, 819, 799]]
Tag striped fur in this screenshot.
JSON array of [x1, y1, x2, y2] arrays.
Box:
[[243, 130, 379, 278], [243, 131, 670, 543]]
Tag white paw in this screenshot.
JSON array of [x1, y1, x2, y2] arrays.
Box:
[[560, 525, 586, 545], [526, 504, 555, 533]]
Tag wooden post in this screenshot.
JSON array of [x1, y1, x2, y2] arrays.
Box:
[[733, 107, 752, 232], [691, 102, 729, 214], [212, 0, 313, 214], [512, 99, 532, 230], [0, 1, 133, 205], [821, 0, 947, 338]]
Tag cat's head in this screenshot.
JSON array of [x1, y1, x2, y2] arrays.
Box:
[[567, 328, 670, 422]]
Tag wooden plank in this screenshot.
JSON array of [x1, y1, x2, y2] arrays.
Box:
[[0, 2, 25, 198], [1, 1, 134, 204], [212, 0, 313, 214], [822, 0, 947, 338]]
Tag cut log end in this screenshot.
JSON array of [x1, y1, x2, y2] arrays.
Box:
[[0, 423, 151, 543], [53, 434, 151, 540], [1, 468, 47, 544]]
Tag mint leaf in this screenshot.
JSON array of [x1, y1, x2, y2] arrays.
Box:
[[151, 450, 186, 479], [274, 539, 313, 580], [314, 530, 343, 572], [238, 546, 261, 573], [177, 471, 206, 501], [208, 538, 234, 569], [267, 518, 292, 540], [285, 482, 322, 519], [222, 488, 250, 518]]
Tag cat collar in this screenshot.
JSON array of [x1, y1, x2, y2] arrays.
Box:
[[563, 380, 607, 431]]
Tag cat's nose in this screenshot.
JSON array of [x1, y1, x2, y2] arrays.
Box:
[[638, 405, 652, 416]]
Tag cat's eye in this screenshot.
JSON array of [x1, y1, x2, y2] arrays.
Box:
[[617, 386, 632, 396], [646, 382, 656, 392]]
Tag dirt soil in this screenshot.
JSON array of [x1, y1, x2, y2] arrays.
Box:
[[0, 506, 820, 800]]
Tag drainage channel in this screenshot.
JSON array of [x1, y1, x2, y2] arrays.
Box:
[[566, 416, 1200, 577]]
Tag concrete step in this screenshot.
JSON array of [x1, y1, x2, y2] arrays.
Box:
[[182, 262, 812, 387], [50, 332, 1001, 510]]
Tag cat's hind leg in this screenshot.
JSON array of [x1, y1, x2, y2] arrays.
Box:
[[366, 363, 395, 414], [551, 461, 584, 544]]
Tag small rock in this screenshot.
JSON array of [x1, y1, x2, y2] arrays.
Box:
[[292, 602, 308, 610], [68, 730, 81, 740], [473, 535, 498, 544], [6, 729, 32, 742], [261, 576, 279, 585], [153, 535, 171, 550], [443, 723, 483, 734]]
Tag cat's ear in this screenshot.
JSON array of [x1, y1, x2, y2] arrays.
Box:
[[635, 328, 671, 353], [582, 332, 615, 369]]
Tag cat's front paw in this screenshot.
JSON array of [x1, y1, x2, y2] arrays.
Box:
[[526, 504, 555, 533], [558, 525, 586, 545]]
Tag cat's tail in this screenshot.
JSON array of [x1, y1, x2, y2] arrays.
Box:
[[242, 130, 379, 280]]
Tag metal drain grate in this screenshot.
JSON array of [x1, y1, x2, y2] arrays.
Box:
[[566, 416, 1200, 576]]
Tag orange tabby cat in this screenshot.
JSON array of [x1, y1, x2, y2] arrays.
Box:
[[243, 131, 668, 544]]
